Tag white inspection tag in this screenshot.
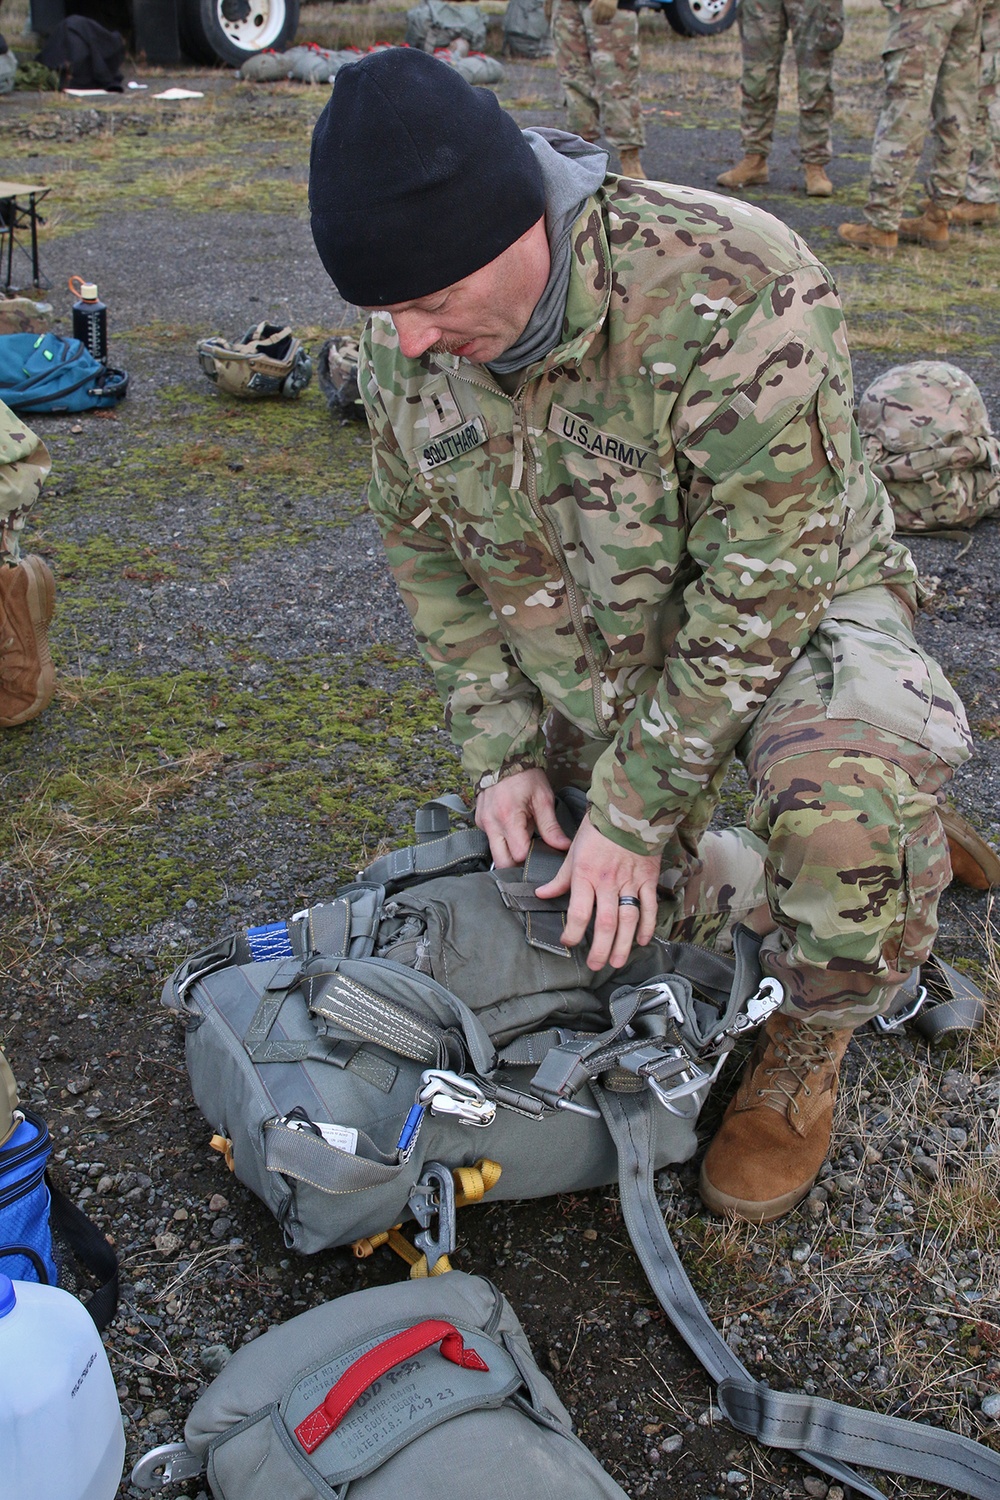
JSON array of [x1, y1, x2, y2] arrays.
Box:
[[315, 1122, 358, 1153], [284, 1118, 358, 1154]]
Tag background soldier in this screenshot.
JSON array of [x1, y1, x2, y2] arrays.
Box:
[[548, 0, 645, 178], [0, 401, 54, 728], [955, 0, 1000, 222], [839, 0, 983, 253], [717, 0, 845, 197]]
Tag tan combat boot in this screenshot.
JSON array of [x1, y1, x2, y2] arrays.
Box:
[[618, 147, 645, 179], [0, 554, 56, 727], [897, 200, 950, 251], [804, 164, 833, 197], [947, 198, 998, 227], [716, 154, 768, 190], [699, 1013, 854, 1223], [837, 221, 897, 254], [940, 805, 1000, 890]]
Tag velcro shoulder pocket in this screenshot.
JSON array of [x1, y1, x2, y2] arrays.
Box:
[[678, 338, 824, 483]]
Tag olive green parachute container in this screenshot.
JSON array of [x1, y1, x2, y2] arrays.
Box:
[[857, 360, 1000, 538]]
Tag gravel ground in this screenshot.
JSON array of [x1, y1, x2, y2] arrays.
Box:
[[1, 26, 999, 1500]]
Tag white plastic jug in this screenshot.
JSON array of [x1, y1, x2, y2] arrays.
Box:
[[0, 1273, 125, 1500]]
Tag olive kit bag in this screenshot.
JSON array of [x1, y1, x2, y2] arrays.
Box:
[[132, 1272, 629, 1499]]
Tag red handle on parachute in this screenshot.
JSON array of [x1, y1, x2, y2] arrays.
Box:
[[294, 1318, 490, 1454]]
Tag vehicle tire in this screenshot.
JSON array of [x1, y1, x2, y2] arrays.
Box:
[[179, 0, 300, 66], [662, 0, 738, 37]]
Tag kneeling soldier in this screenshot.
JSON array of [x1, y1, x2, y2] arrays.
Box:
[[309, 51, 971, 1222]]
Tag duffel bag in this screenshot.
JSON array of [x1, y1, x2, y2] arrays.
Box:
[[131, 1272, 628, 1499]]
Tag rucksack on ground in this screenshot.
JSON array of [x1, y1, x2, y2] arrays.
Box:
[[504, 0, 552, 57], [405, 0, 487, 52], [858, 359, 1000, 539], [0, 332, 127, 414]]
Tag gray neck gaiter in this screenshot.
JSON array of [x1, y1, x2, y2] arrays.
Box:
[[485, 129, 608, 377]]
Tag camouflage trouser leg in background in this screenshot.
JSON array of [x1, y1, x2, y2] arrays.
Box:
[[0, 409, 49, 567], [739, 587, 970, 1027], [966, 0, 1000, 201], [866, 0, 983, 230], [738, 0, 844, 164], [551, 0, 645, 151]]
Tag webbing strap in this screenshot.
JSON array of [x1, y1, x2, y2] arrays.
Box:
[[309, 968, 447, 1067], [598, 1086, 1000, 1500], [361, 827, 490, 891], [896, 524, 974, 558], [414, 795, 472, 842], [719, 1380, 1000, 1495]]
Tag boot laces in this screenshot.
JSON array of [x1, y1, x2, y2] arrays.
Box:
[[757, 1028, 838, 1111]]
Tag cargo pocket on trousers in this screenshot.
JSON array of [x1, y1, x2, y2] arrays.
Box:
[[819, 617, 972, 769], [895, 809, 951, 974]]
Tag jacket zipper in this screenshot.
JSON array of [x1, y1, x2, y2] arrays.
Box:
[[454, 365, 613, 740]]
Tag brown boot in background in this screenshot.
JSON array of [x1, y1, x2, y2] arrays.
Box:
[[804, 164, 833, 196], [716, 154, 768, 189], [940, 805, 1000, 889], [897, 200, 950, 251], [699, 1013, 854, 1223], [948, 198, 999, 227], [837, 221, 897, 254], [618, 147, 645, 179], [0, 554, 56, 727]]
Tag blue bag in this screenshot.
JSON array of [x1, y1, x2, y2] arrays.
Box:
[[0, 331, 128, 413], [0, 1109, 59, 1285], [0, 1042, 118, 1326]]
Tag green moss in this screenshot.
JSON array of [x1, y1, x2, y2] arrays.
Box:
[[1, 653, 460, 940]]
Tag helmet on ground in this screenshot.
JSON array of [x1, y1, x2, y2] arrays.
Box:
[[857, 360, 1000, 533], [316, 334, 366, 420], [196, 323, 312, 400]]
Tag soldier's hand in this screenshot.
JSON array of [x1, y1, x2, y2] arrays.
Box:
[[475, 769, 571, 868], [535, 815, 660, 970], [590, 0, 618, 23]]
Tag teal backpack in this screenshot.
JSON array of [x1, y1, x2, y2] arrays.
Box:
[[0, 332, 128, 413]]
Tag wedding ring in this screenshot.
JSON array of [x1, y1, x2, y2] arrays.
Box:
[[617, 895, 641, 909]]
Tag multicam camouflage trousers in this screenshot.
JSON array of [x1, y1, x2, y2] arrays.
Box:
[[966, 0, 1000, 201], [737, 0, 845, 165], [551, 0, 644, 151], [544, 587, 970, 1029], [866, 0, 983, 229], [0, 407, 48, 567]]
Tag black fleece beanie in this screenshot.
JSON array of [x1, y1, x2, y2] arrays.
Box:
[[309, 49, 546, 307]]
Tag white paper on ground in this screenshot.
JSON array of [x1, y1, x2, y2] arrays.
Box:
[[153, 87, 205, 99]]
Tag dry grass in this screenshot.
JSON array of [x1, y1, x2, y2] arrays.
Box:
[[7, 747, 222, 880]]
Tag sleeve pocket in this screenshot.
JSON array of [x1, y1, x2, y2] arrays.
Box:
[[678, 338, 824, 483]]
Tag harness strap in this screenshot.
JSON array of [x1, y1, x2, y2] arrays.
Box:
[[361, 827, 490, 891], [597, 1085, 1000, 1500], [875, 954, 987, 1041]]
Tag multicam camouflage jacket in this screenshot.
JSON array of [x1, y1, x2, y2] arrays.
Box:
[[362, 177, 919, 857], [0, 400, 49, 566]]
